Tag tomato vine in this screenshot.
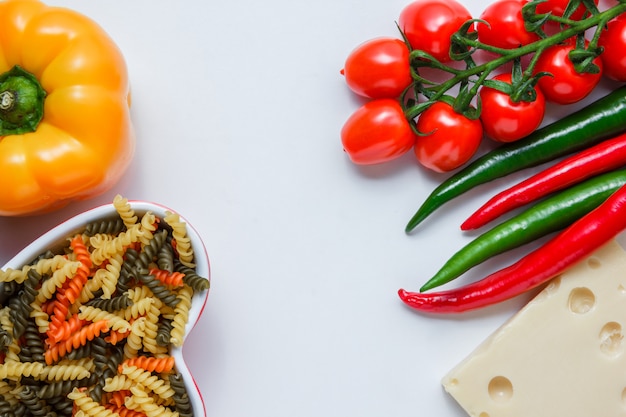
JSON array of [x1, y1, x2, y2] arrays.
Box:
[[403, 0, 626, 120]]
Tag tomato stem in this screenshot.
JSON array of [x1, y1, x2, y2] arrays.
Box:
[[404, 1, 626, 120], [0, 65, 46, 136]]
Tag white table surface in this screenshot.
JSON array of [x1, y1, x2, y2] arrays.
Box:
[[0, 1, 621, 416]]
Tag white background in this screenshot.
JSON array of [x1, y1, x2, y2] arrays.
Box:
[[0, 0, 622, 416]]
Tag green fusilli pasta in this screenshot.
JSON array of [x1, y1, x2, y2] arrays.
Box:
[[0, 196, 209, 416]]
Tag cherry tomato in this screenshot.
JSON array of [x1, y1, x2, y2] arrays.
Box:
[[598, 16, 626, 82], [535, 0, 598, 20], [534, 42, 603, 104], [398, 0, 472, 63], [341, 37, 413, 99], [477, 0, 540, 50], [479, 73, 546, 143], [414, 101, 483, 172], [341, 99, 416, 165]]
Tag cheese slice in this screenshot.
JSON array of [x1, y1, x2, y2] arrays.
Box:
[[443, 239, 626, 417]]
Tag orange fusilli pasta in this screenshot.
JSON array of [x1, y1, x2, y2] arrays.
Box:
[[0, 195, 209, 416]]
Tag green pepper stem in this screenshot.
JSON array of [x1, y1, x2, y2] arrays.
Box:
[[404, 1, 626, 120], [0, 91, 15, 111], [0, 65, 46, 136]]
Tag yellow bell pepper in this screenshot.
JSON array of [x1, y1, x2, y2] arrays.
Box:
[[0, 0, 134, 216]]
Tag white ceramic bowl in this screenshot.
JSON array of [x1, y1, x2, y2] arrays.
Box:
[[1, 200, 210, 416]]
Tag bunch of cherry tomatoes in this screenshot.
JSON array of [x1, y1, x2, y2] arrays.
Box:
[[340, 0, 626, 172]]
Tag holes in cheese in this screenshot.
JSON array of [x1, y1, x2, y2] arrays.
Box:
[[568, 287, 595, 314], [599, 321, 623, 356], [442, 239, 626, 417], [487, 376, 513, 402], [587, 256, 602, 269]]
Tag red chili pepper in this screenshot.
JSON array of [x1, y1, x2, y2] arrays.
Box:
[[461, 132, 626, 230], [398, 182, 626, 313]]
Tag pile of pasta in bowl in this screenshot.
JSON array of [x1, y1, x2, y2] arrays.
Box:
[[0, 195, 211, 417]]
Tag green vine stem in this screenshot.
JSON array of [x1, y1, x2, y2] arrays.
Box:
[[403, 0, 626, 120]]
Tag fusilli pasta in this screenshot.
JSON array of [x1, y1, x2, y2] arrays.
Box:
[[0, 196, 209, 416]]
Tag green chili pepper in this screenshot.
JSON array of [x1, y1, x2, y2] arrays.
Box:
[[406, 86, 626, 233], [419, 168, 626, 292], [400, 180, 626, 313]]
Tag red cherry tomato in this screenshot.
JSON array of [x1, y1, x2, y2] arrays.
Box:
[[534, 42, 603, 104], [341, 99, 417, 165], [414, 101, 483, 172], [398, 0, 472, 63], [535, 0, 598, 20], [341, 37, 413, 99], [479, 73, 546, 143], [598, 16, 626, 82], [477, 0, 540, 50]]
